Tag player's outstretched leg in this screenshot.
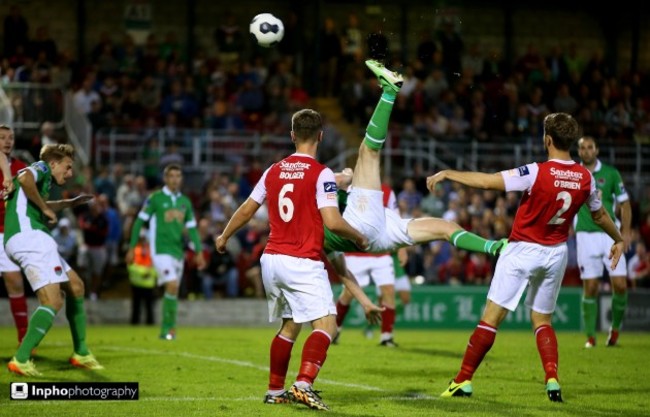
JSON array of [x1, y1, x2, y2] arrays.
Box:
[[351, 60, 403, 192]]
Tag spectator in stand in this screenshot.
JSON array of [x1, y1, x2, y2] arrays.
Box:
[[628, 241, 650, 288], [437, 18, 464, 79], [3, 5, 29, 58], [198, 217, 239, 299], [73, 76, 101, 115], [53, 217, 79, 269], [318, 17, 342, 97], [30, 121, 58, 160], [78, 199, 109, 300], [214, 11, 244, 72]]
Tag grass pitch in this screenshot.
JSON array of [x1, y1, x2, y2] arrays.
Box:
[[1, 325, 649, 416]]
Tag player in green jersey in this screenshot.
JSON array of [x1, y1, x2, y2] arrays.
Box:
[[576, 136, 631, 347], [6, 144, 103, 376], [126, 163, 206, 340]]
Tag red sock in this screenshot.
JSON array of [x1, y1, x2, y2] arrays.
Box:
[[335, 301, 350, 328], [296, 330, 331, 385], [455, 321, 497, 382], [381, 307, 395, 334], [9, 294, 28, 343], [535, 324, 559, 382], [269, 334, 294, 390]]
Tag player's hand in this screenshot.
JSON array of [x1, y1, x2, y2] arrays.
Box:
[[215, 235, 227, 253], [71, 194, 94, 207], [397, 247, 408, 266], [125, 248, 135, 265], [354, 236, 369, 251], [43, 207, 57, 225], [195, 251, 207, 270], [426, 171, 448, 193], [363, 302, 385, 326], [3, 178, 14, 194], [608, 240, 625, 270]]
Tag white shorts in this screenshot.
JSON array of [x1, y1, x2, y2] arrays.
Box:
[[260, 253, 336, 324], [344, 188, 414, 253], [488, 241, 567, 314], [0, 233, 20, 272], [344, 253, 395, 288], [5, 230, 72, 291], [152, 254, 184, 286], [576, 231, 628, 279], [394, 275, 411, 292]]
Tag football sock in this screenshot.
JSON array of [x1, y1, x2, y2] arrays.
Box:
[[16, 305, 57, 362], [161, 293, 178, 335], [450, 230, 501, 256], [9, 293, 29, 343], [335, 300, 350, 328], [269, 334, 295, 391], [611, 291, 628, 330], [66, 296, 90, 355], [296, 330, 331, 385], [364, 92, 395, 151], [535, 324, 559, 382], [581, 296, 598, 338], [455, 321, 497, 383], [380, 306, 395, 335]]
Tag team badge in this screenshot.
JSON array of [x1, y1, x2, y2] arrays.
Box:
[[54, 266, 63, 276]]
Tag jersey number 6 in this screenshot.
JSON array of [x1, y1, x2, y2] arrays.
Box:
[[279, 183, 295, 222]]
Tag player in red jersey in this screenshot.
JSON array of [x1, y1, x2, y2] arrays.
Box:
[[0, 125, 28, 343], [215, 109, 381, 411], [427, 112, 625, 402]]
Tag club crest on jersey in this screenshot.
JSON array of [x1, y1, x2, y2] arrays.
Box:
[[598, 178, 605, 185], [323, 182, 337, 193], [34, 161, 50, 173], [517, 166, 530, 176], [54, 266, 63, 276]]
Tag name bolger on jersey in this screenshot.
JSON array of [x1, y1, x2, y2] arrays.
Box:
[[261, 155, 337, 260], [506, 161, 595, 246]]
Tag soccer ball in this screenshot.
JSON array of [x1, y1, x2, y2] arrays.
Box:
[[249, 13, 284, 48]]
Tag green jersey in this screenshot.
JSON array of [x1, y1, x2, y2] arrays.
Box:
[[4, 161, 53, 244], [324, 189, 357, 253], [129, 186, 201, 260], [575, 160, 628, 232]]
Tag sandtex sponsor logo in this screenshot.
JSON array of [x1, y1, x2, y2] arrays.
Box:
[[10, 382, 139, 400], [279, 161, 311, 171]]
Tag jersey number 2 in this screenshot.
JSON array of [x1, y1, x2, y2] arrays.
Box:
[[278, 184, 294, 222], [548, 191, 572, 225]]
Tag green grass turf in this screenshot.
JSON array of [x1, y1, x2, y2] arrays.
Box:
[[1, 325, 649, 416]]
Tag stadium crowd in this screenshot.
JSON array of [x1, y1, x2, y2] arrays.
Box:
[[2, 7, 650, 300]]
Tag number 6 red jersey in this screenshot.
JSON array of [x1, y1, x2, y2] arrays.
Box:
[[501, 160, 601, 245], [249, 153, 339, 260]]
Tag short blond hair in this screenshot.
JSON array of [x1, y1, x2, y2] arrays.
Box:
[[39, 144, 75, 162]]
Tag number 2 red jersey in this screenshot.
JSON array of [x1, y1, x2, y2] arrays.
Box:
[[501, 160, 600, 245], [249, 153, 338, 260], [0, 157, 28, 232]]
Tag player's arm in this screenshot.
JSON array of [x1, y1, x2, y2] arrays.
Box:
[[215, 197, 261, 253], [322, 250, 383, 324], [618, 199, 632, 251], [426, 169, 505, 192], [0, 152, 13, 192], [126, 196, 155, 264], [591, 206, 625, 269], [46, 194, 94, 211], [320, 206, 368, 250], [16, 168, 56, 224]]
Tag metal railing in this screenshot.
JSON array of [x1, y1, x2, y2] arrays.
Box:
[[94, 128, 650, 199]]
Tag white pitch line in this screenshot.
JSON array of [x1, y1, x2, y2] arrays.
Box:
[[99, 345, 385, 392]]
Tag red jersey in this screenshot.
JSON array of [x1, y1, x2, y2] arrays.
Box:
[[346, 183, 396, 257], [0, 157, 27, 232], [502, 160, 599, 245], [249, 154, 338, 260]]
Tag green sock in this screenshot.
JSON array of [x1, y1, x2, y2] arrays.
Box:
[[66, 296, 89, 355], [611, 292, 628, 330], [363, 92, 395, 150], [16, 305, 57, 362], [582, 296, 598, 338], [450, 230, 501, 256], [161, 293, 178, 335]]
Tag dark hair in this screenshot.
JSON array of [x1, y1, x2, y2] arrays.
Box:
[[543, 112, 581, 151], [291, 109, 322, 143], [164, 163, 182, 175], [40, 144, 75, 162]]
